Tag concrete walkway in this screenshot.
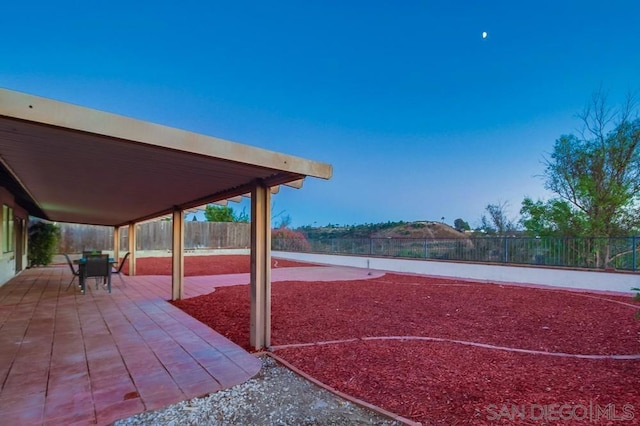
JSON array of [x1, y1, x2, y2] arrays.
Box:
[[180, 265, 386, 288], [0, 266, 261, 425]]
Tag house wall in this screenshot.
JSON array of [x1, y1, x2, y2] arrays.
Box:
[[0, 187, 29, 287], [14, 204, 27, 274], [273, 251, 639, 294]]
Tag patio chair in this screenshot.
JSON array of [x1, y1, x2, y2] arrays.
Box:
[[83, 254, 112, 294], [112, 252, 130, 285], [64, 253, 80, 290]]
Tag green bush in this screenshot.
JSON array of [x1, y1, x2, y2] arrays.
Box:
[[28, 221, 61, 267]]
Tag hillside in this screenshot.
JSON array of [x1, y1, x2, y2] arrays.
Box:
[[371, 221, 468, 239], [297, 221, 469, 239]]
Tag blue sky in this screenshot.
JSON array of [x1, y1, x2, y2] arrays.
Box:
[[2, 1, 639, 228]]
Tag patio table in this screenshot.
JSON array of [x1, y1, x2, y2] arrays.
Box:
[[74, 256, 115, 294]]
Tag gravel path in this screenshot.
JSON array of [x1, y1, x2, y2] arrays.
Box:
[[114, 356, 401, 425]]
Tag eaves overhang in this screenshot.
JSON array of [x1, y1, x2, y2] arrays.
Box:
[[0, 88, 332, 227]]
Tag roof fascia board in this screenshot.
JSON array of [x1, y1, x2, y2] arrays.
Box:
[[0, 88, 333, 180]]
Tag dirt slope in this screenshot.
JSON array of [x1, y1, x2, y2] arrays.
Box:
[[371, 221, 468, 239]]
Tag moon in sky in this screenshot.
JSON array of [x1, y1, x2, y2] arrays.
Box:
[[482, 31, 488, 39]]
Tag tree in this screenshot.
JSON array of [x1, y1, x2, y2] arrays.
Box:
[[271, 204, 290, 229], [453, 218, 470, 232], [275, 214, 292, 229], [204, 204, 250, 223], [480, 202, 517, 236], [204, 205, 235, 222], [543, 90, 640, 237], [520, 197, 588, 237], [235, 207, 249, 223]]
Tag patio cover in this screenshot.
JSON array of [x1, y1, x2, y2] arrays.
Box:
[[0, 87, 333, 349], [0, 88, 332, 227]]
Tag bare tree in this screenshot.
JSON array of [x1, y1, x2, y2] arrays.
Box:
[[481, 201, 518, 236]]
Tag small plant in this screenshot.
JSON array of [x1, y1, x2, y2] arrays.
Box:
[[633, 288, 640, 319], [28, 221, 61, 267]]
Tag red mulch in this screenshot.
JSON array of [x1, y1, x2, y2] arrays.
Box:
[[122, 255, 314, 276], [168, 259, 640, 425], [278, 341, 640, 425]]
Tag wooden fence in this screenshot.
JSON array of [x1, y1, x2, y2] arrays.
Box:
[[56, 221, 250, 253]]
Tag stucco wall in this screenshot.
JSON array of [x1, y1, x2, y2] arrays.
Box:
[[273, 251, 639, 294], [0, 188, 28, 287], [0, 254, 14, 286]]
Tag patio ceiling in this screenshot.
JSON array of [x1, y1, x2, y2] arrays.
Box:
[[0, 88, 332, 227]]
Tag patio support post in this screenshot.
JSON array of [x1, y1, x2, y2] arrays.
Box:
[[128, 223, 136, 276], [113, 226, 120, 266], [250, 180, 271, 350], [171, 208, 185, 300]]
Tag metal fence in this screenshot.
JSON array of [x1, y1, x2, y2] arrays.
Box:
[[57, 222, 640, 271], [272, 236, 640, 271]]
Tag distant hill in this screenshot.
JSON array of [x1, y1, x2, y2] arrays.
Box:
[[371, 221, 468, 239], [296, 221, 469, 239]]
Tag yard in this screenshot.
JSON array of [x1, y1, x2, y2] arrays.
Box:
[[140, 255, 640, 424]]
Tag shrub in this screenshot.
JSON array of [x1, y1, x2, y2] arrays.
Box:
[[272, 228, 311, 252], [28, 221, 61, 267]]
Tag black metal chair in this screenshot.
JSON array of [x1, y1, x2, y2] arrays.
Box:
[[83, 254, 112, 294], [64, 253, 80, 290], [112, 252, 130, 285]]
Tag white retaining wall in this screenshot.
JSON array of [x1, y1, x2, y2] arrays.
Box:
[[273, 251, 639, 294]]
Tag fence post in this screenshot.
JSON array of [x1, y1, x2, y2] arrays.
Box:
[[424, 238, 428, 259], [369, 238, 373, 255], [633, 236, 637, 272], [503, 236, 508, 263]]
